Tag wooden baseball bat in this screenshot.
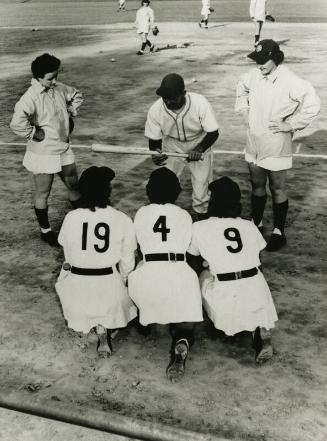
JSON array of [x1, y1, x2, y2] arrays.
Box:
[[91, 144, 189, 158]]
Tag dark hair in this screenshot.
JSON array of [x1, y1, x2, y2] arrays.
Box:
[[78, 166, 115, 211], [207, 199, 242, 218], [271, 50, 284, 66], [31, 53, 61, 79], [146, 167, 181, 204], [207, 176, 242, 218]]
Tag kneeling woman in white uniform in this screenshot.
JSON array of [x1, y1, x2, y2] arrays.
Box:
[[128, 167, 203, 382], [55, 166, 137, 357], [188, 176, 278, 363]]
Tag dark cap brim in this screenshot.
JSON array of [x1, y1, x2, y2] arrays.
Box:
[[247, 50, 270, 64]]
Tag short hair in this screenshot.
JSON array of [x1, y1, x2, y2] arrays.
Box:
[[146, 167, 181, 204], [78, 166, 115, 211], [271, 50, 284, 66], [207, 177, 242, 218], [31, 53, 61, 79]]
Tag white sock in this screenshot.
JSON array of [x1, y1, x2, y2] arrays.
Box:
[[41, 227, 51, 234], [272, 227, 282, 235]]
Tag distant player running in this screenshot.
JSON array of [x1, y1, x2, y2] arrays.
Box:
[[188, 176, 278, 363], [249, 0, 275, 46], [55, 166, 137, 358], [199, 0, 213, 29], [135, 0, 156, 55]]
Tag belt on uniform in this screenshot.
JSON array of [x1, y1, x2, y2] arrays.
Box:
[[144, 253, 185, 262], [63, 262, 113, 276], [216, 265, 262, 282]]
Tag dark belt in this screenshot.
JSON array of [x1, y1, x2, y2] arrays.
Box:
[[63, 262, 113, 276], [216, 266, 261, 281], [144, 253, 185, 262]]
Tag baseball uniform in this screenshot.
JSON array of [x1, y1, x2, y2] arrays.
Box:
[[188, 217, 278, 336], [235, 64, 321, 171], [250, 0, 266, 22], [145, 92, 219, 213], [135, 5, 154, 34], [128, 203, 203, 326], [55, 206, 137, 333], [201, 0, 211, 19], [10, 78, 83, 174]]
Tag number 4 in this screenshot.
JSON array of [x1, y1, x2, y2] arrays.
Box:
[[153, 216, 170, 242]]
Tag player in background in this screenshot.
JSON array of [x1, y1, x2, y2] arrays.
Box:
[[55, 166, 137, 358], [249, 0, 267, 46], [10, 53, 83, 247], [199, 0, 212, 29], [235, 40, 321, 251], [145, 73, 219, 221], [188, 176, 278, 363], [118, 0, 126, 11], [128, 167, 203, 382], [135, 0, 156, 55]]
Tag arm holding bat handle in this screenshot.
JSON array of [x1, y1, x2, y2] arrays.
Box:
[[188, 129, 219, 162], [149, 138, 168, 166]]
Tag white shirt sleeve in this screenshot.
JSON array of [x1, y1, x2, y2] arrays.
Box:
[[235, 71, 251, 115], [10, 92, 35, 139], [199, 96, 219, 132], [287, 79, 321, 131], [145, 103, 163, 140]]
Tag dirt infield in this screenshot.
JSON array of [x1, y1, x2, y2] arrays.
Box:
[[0, 5, 327, 441]]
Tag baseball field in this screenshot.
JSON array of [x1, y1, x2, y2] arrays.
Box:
[[0, 1, 326, 440]]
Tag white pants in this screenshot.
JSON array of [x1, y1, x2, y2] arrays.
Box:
[[165, 150, 213, 214]]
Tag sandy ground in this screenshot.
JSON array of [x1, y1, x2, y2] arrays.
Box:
[[0, 4, 327, 441]]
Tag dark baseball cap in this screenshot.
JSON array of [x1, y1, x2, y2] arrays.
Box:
[[209, 176, 241, 205], [247, 39, 280, 65], [156, 73, 185, 99]]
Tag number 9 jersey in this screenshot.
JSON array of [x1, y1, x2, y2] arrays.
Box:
[[188, 217, 278, 336], [128, 203, 203, 326]]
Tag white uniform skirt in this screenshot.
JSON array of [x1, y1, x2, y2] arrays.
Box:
[[128, 262, 203, 326], [200, 270, 278, 336], [23, 148, 75, 174], [55, 268, 137, 333]]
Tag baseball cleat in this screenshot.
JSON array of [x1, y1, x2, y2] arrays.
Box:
[[96, 326, 112, 358], [40, 230, 59, 247], [266, 233, 286, 252], [137, 50, 144, 55], [166, 339, 189, 383], [253, 327, 273, 363]]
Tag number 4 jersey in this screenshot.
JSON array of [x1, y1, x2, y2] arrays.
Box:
[[128, 203, 203, 326]]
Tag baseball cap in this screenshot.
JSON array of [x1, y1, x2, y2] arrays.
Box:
[[209, 176, 241, 205], [146, 167, 181, 203], [247, 39, 280, 65], [156, 73, 185, 99]]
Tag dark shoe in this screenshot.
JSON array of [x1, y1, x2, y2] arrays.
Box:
[[266, 233, 286, 252], [253, 328, 273, 364], [96, 327, 112, 358], [166, 339, 189, 383], [41, 231, 59, 247], [150, 44, 155, 53], [265, 14, 275, 22], [137, 50, 144, 55]]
